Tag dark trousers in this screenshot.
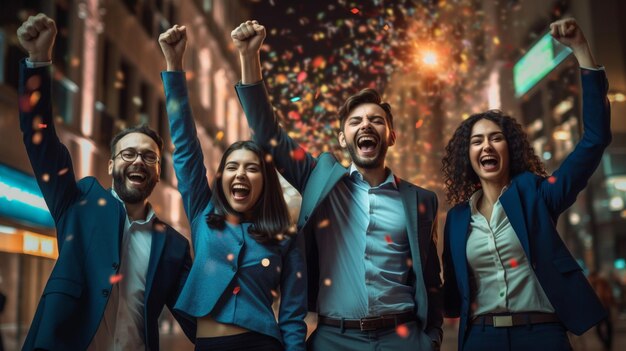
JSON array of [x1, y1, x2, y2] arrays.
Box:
[[463, 322, 572, 351], [195, 332, 283, 351], [307, 321, 434, 351]]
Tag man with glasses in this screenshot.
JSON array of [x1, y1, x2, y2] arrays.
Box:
[[17, 14, 193, 350]]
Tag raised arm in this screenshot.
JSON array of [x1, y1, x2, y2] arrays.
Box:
[[540, 18, 611, 214], [17, 14, 79, 227], [159, 25, 212, 233], [232, 21, 317, 193]]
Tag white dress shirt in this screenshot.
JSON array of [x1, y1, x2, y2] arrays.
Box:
[[88, 190, 154, 351], [466, 189, 554, 317]]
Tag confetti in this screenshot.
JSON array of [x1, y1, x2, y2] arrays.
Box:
[[32, 132, 42, 145], [109, 274, 123, 284], [317, 218, 330, 228], [41, 173, 50, 182], [97, 198, 107, 206], [509, 258, 518, 268], [323, 278, 332, 286], [227, 253, 235, 261], [385, 234, 393, 244], [58, 168, 69, 176], [296, 271, 302, 279], [216, 131, 225, 141], [291, 147, 306, 161], [396, 324, 409, 338], [548, 176, 557, 184], [271, 289, 279, 298], [261, 258, 271, 267], [233, 286, 241, 295], [30, 91, 41, 107], [350, 8, 360, 15]]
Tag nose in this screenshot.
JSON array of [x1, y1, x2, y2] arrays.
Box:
[[360, 117, 372, 129], [235, 167, 246, 179]]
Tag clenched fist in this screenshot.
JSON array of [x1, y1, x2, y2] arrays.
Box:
[[231, 20, 266, 57], [549, 18, 596, 68], [17, 13, 57, 62], [549, 18, 587, 49], [159, 25, 187, 71]]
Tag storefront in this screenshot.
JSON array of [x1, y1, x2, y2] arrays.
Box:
[[0, 163, 58, 350]]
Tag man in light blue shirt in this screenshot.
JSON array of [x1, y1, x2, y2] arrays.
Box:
[[232, 20, 443, 351]]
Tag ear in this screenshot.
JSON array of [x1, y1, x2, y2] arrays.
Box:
[[338, 131, 347, 148], [388, 130, 396, 147], [108, 159, 113, 175]]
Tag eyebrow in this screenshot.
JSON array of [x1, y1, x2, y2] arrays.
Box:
[[470, 131, 505, 138], [347, 115, 386, 121], [225, 161, 261, 166]]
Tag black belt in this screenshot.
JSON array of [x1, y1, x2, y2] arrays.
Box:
[[471, 313, 560, 327], [318, 311, 416, 331]]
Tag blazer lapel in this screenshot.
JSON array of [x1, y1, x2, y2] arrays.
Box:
[[499, 182, 531, 259], [451, 204, 471, 297], [144, 221, 166, 303], [398, 181, 421, 267], [298, 163, 348, 228]]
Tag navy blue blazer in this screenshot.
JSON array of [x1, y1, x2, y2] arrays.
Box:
[[18, 61, 193, 351], [443, 69, 611, 350]]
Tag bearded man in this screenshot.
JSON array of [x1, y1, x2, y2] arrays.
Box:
[[18, 14, 193, 351]]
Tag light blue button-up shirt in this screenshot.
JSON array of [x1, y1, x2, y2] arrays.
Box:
[[313, 164, 414, 318]]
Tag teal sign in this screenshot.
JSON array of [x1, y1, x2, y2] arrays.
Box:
[[513, 32, 572, 97], [0, 163, 54, 228]]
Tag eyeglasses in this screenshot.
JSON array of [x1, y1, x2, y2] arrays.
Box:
[[113, 148, 160, 165]]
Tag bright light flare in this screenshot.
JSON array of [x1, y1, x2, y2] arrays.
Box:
[[422, 51, 438, 66]]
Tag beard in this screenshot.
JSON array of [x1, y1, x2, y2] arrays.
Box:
[[112, 164, 158, 204], [345, 135, 389, 170]]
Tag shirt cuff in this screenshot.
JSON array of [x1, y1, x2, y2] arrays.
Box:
[[25, 58, 52, 68], [580, 65, 604, 71]]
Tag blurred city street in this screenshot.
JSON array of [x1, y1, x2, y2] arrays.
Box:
[[2, 0, 626, 350]]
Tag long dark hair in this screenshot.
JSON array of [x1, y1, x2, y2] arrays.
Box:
[[207, 141, 291, 244], [441, 110, 547, 206]]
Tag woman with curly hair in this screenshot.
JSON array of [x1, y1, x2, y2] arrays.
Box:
[[442, 18, 612, 351]]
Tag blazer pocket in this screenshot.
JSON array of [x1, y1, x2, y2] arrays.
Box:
[[43, 278, 83, 298], [552, 257, 582, 274]]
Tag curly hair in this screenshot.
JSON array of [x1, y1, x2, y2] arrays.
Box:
[[441, 110, 547, 206]]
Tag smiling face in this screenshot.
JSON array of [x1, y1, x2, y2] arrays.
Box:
[[108, 132, 161, 204], [469, 118, 510, 186], [220, 149, 264, 216], [338, 103, 396, 169]]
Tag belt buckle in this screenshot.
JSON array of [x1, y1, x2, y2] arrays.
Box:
[[493, 315, 513, 327], [359, 317, 379, 331]]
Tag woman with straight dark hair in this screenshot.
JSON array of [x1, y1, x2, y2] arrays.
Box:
[[158, 25, 307, 351], [442, 18, 611, 351]]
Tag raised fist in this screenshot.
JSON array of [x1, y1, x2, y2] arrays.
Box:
[[17, 13, 57, 62], [231, 20, 266, 56], [159, 25, 187, 71], [550, 18, 587, 49]]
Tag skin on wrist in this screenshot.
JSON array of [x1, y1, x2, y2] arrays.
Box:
[[29, 53, 51, 62], [166, 62, 183, 71]]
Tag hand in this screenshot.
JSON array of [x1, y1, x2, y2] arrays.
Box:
[[17, 13, 57, 62], [159, 25, 187, 71], [550, 18, 596, 68], [550, 18, 587, 49], [231, 20, 266, 57]]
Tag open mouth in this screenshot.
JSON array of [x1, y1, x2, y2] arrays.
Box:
[[126, 171, 147, 185], [356, 134, 379, 156], [479, 155, 499, 171], [231, 183, 251, 201]]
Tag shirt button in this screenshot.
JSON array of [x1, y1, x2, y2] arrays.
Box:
[[102, 289, 109, 297]]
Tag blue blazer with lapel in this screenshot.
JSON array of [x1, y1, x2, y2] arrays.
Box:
[[443, 69, 611, 350], [18, 60, 193, 351], [235, 81, 444, 343]]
